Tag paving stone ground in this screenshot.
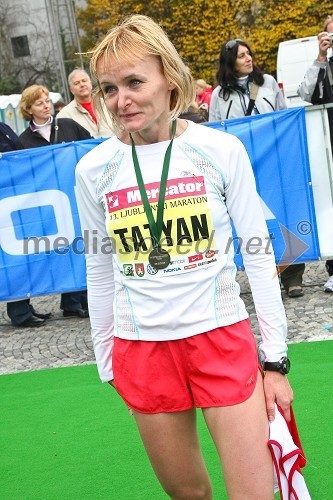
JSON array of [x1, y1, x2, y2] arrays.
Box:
[[1, 261, 332, 376]]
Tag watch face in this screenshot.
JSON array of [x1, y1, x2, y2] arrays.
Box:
[[282, 357, 291, 374]]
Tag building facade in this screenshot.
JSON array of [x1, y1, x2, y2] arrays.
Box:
[[0, 0, 86, 101]]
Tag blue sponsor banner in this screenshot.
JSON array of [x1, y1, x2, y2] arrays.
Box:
[[0, 108, 320, 301], [205, 107, 320, 269], [0, 139, 103, 301]]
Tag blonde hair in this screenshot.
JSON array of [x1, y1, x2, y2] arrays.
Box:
[[20, 84, 49, 121], [323, 15, 333, 32], [196, 79, 210, 90], [89, 14, 195, 133]]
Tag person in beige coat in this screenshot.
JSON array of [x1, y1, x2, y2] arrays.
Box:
[[58, 68, 114, 138]]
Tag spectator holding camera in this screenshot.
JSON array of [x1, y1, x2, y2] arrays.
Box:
[[298, 15, 333, 293], [298, 15, 333, 106]]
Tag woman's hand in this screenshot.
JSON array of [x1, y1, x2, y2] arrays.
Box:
[[108, 379, 133, 415], [263, 371, 293, 422]]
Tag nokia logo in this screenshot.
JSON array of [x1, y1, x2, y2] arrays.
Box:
[[163, 267, 181, 273]]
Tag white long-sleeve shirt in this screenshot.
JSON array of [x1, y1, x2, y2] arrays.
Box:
[[75, 121, 287, 382]]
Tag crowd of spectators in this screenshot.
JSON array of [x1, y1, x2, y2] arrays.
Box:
[[2, 14, 333, 328]]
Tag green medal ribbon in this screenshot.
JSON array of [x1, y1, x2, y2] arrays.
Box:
[[129, 120, 177, 250]]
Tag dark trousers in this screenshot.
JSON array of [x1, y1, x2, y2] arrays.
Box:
[[280, 263, 305, 291], [60, 290, 88, 311], [324, 108, 333, 278], [7, 299, 33, 326], [7, 290, 88, 325], [326, 260, 333, 276]]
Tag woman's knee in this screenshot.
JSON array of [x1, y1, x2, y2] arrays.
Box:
[[167, 481, 212, 500]]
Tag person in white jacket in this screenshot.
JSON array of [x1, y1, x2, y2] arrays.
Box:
[[76, 15, 294, 499], [209, 39, 287, 121], [209, 39, 305, 299], [298, 15, 333, 294]]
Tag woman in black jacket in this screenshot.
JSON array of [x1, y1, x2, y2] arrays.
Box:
[[19, 85, 91, 148], [19, 84, 91, 318]]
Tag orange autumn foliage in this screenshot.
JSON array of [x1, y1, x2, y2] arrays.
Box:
[[77, 0, 333, 87]]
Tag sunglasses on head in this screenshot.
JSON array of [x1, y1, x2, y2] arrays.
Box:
[[225, 39, 244, 50]]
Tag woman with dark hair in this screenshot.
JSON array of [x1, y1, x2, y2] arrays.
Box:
[[210, 39, 304, 298], [209, 39, 286, 121]]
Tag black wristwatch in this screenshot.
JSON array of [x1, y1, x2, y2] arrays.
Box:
[[263, 356, 290, 374]]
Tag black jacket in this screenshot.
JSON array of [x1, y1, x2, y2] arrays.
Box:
[[179, 106, 207, 123], [311, 60, 333, 105], [19, 117, 91, 149], [0, 122, 23, 152], [310, 59, 333, 147]]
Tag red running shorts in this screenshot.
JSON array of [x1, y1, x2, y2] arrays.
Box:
[[113, 318, 259, 414]]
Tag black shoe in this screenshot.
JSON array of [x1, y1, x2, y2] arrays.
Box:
[[30, 306, 52, 319], [63, 309, 89, 318], [288, 286, 304, 298], [19, 316, 45, 328], [32, 311, 52, 319]]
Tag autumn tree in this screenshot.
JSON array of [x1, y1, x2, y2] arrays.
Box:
[[247, 0, 333, 74], [77, 0, 333, 84]]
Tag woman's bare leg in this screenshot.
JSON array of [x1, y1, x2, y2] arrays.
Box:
[[202, 372, 274, 500], [133, 408, 212, 500]]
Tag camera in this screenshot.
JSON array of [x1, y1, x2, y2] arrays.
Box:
[[328, 32, 333, 45]]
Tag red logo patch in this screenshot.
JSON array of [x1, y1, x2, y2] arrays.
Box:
[[135, 263, 145, 277], [205, 250, 215, 259], [188, 254, 203, 263]]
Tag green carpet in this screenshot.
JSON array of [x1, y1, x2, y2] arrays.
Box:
[[0, 340, 332, 499]]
